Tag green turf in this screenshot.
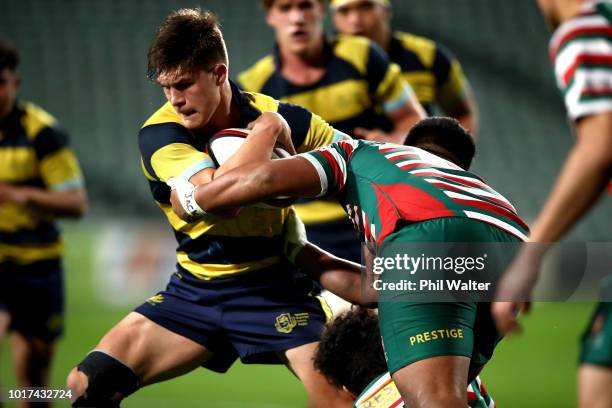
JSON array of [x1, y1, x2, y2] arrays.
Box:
[[0, 223, 595, 407]]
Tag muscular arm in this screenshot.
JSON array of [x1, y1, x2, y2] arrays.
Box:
[[170, 112, 292, 217], [194, 156, 322, 213], [492, 111, 612, 334], [529, 111, 612, 242], [0, 184, 87, 217]]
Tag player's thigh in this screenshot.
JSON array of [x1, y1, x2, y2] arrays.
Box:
[[96, 311, 212, 385], [579, 364, 612, 408], [378, 300, 477, 374], [392, 355, 470, 407]]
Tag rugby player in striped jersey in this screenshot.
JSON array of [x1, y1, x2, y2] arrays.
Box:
[[170, 116, 528, 408], [493, 1, 612, 407]]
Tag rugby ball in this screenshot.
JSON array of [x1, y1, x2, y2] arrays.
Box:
[[206, 128, 297, 208]]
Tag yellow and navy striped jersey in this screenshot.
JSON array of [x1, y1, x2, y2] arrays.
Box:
[[238, 35, 414, 136], [0, 102, 84, 264], [388, 31, 471, 116], [138, 80, 345, 280], [239, 35, 414, 224]]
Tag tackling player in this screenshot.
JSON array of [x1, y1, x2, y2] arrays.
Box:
[[170, 116, 528, 408]]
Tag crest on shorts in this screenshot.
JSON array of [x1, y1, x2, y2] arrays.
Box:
[[274, 312, 309, 334]]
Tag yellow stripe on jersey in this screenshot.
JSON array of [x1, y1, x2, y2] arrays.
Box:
[[159, 204, 288, 239], [151, 143, 213, 183], [237, 56, 276, 93], [0, 242, 63, 264], [299, 112, 341, 153], [293, 200, 348, 224], [244, 91, 280, 113], [281, 80, 371, 124], [376, 62, 412, 112], [333, 34, 370, 75], [0, 147, 38, 181], [21, 102, 57, 139], [403, 71, 436, 104], [40, 148, 83, 190], [142, 102, 184, 127], [0, 204, 43, 231], [395, 32, 436, 68], [141, 159, 156, 181], [437, 59, 470, 111], [176, 252, 282, 280]]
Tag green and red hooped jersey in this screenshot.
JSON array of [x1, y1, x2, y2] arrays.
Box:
[[300, 140, 529, 250], [549, 0, 612, 122]]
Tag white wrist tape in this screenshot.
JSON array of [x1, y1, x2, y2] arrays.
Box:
[[167, 177, 206, 217]]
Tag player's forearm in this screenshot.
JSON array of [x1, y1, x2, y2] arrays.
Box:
[[197, 163, 279, 211], [296, 244, 364, 305], [22, 188, 88, 217], [530, 124, 612, 242], [448, 98, 479, 138], [388, 102, 426, 144]]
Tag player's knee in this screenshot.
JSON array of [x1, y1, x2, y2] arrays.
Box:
[[69, 350, 139, 407]]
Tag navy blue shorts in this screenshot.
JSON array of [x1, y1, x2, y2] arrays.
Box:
[[135, 265, 331, 373], [0, 259, 64, 341]]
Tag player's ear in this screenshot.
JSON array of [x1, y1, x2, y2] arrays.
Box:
[[212, 64, 228, 86]]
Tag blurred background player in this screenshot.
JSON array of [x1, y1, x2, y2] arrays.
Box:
[[174, 117, 528, 408], [313, 308, 495, 408], [239, 0, 426, 264], [330, 0, 479, 135], [0, 40, 87, 407], [66, 8, 357, 407], [493, 1, 612, 408]]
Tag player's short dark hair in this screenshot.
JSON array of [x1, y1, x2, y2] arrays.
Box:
[[147, 8, 227, 80], [259, 0, 327, 10], [405, 117, 476, 170], [0, 40, 19, 72], [313, 308, 387, 396]]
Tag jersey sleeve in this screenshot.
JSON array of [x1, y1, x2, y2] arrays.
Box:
[[138, 122, 215, 183], [34, 126, 84, 191], [433, 43, 471, 112], [367, 42, 417, 115], [552, 21, 612, 121], [298, 139, 359, 197], [277, 102, 349, 152]]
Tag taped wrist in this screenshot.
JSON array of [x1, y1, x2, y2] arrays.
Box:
[[167, 177, 206, 217]]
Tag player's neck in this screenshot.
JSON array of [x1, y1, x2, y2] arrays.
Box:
[[278, 40, 327, 86], [200, 81, 239, 135], [374, 26, 392, 52]]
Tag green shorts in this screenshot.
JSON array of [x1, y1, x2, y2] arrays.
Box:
[[580, 277, 612, 367], [377, 217, 520, 374]]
